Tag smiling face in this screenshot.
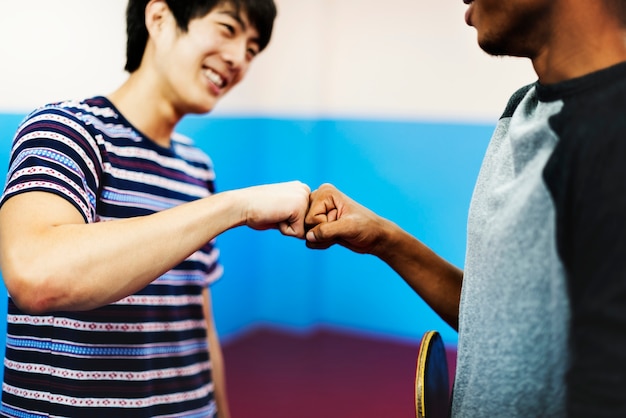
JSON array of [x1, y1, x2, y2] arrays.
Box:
[[148, 1, 261, 116], [463, 0, 554, 58]]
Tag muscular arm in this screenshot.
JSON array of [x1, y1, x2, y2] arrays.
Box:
[[305, 184, 462, 330], [0, 181, 309, 314]]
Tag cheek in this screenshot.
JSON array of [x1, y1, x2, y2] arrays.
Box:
[[473, 3, 507, 35], [231, 66, 250, 88], [188, 26, 223, 52]]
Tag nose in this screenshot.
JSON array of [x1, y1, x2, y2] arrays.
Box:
[[221, 38, 248, 72]]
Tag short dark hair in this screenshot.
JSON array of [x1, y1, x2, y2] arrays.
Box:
[[124, 0, 277, 73]]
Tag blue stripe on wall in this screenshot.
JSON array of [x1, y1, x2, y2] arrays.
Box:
[[0, 113, 495, 370], [177, 116, 493, 344]]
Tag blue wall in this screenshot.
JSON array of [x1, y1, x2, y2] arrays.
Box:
[[0, 113, 494, 353]]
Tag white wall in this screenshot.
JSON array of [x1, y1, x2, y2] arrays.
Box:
[[0, 1, 128, 112], [0, 0, 537, 122]]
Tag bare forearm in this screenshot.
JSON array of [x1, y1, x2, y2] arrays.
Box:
[[373, 219, 463, 330], [1, 180, 309, 313], [305, 183, 463, 328], [1, 190, 243, 313]]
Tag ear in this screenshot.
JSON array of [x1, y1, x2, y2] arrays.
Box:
[[145, 0, 171, 38]]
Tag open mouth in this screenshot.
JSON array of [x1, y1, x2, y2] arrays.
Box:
[[203, 67, 226, 89]]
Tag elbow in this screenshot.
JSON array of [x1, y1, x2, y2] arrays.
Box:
[[2, 264, 60, 315]]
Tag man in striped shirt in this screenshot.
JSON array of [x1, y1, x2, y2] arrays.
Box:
[[0, 1, 310, 417]]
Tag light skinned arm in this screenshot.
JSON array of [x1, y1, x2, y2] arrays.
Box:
[[203, 287, 230, 418], [0, 181, 310, 314], [305, 183, 462, 330]]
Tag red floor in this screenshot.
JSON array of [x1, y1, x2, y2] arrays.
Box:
[[223, 328, 457, 418]]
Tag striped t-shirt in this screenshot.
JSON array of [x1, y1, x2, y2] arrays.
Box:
[[0, 96, 223, 417]]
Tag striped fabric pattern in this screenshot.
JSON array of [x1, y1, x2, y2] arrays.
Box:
[[0, 97, 222, 417]]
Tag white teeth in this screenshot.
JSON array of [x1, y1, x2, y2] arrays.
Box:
[[204, 68, 225, 88]]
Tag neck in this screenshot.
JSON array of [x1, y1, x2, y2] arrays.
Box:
[[107, 70, 182, 148], [532, 2, 626, 84]]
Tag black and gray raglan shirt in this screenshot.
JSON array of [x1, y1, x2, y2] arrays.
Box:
[[451, 61, 626, 418]]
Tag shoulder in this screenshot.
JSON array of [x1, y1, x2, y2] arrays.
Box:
[[543, 66, 626, 225], [549, 78, 626, 162], [11, 98, 114, 170], [499, 83, 536, 120], [17, 97, 117, 137], [171, 132, 214, 168], [544, 62, 626, 141]]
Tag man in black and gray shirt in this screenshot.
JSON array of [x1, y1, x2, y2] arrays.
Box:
[[304, 0, 626, 416]]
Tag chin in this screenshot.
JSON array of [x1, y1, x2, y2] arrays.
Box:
[[477, 34, 512, 57], [476, 26, 536, 59], [195, 106, 215, 115], [186, 101, 216, 116]]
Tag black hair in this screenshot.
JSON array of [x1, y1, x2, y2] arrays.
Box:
[[124, 0, 277, 73]]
